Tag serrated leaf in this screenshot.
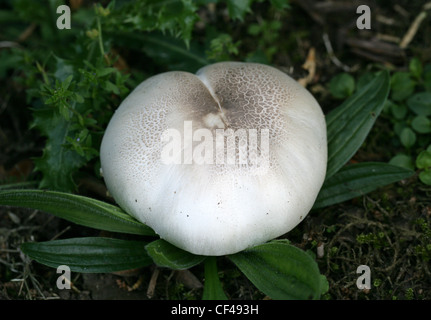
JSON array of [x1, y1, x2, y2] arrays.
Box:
[[53, 55, 74, 82], [326, 71, 390, 178], [145, 239, 205, 270], [313, 162, 414, 209], [62, 74, 74, 90], [21, 237, 152, 273], [32, 108, 87, 192], [228, 241, 325, 300], [96, 67, 117, 77], [108, 0, 199, 46], [227, 0, 253, 21], [0, 189, 155, 236]]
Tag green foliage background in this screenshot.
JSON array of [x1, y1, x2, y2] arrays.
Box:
[[0, 0, 292, 192]]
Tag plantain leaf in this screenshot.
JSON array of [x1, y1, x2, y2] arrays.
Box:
[[202, 256, 228, 300], [228, 240, 325, 300], [145, 239, 205, 270], [325, 70, 390, 178], [0, 189, 155, 236], [314, 162, 414, 209], [21, 237, 152, 273]]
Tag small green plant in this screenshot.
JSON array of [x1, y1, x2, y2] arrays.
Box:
[[356, 232, 388, 250], [328, 58, 431, 186], [384, 58, 431, 185], [413, 218, 431, 262]]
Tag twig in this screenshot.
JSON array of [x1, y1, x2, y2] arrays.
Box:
[[322, 33, 351, 72], [17, 23, 36, 42], [147, 267, 160, 299], [399, 11, 427, 49]]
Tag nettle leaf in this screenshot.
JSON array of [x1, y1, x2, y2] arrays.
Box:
[[226, 0, 254, 21], [228, 240, 326, 300], [32, 108, 87, 192], [107, 0, 199, 46], [21, 237, 152, 273]]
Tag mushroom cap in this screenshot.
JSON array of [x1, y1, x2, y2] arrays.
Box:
[[100, 62, 327, 256]]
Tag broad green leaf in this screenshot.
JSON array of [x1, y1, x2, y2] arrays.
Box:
[[389, 154, 414, 170], [145, 239, 205, 270], [411, 115, 431, 134], [228, 240, 325, 300], [419, 170, 431, 185], [202, 257, 228, 300], [21, 237, 152, 273], [409, 57, 423, 79], [416, 150, 431, 169], [400, 127, 416, 148], [389, 102, 407, 120], [313, 162, 414, 209], [326, 70, 390, 178], [407, 92, 431, 116], [0, 189, 155, 236], [390, 72, 416, 101], [329, 73, 355, 99]]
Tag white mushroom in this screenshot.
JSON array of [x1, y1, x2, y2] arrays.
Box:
[[100, 62, 327, 256]]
